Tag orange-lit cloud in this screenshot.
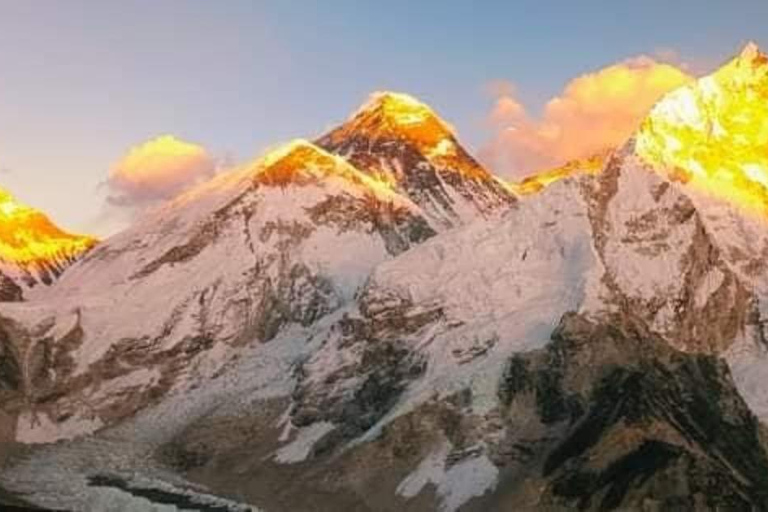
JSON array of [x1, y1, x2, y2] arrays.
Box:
[[107, 135, 215, 207], [481, 56, 693, 178]]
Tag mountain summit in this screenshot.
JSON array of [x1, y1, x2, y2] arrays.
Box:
[[0, 186, 96, 298], [254, 138, 406, 198], [636, 42, 768, 214], [317, 91, 515, 230], [328, 91, 456, 150]]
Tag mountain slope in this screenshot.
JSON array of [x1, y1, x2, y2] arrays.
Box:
[[0, 186, 96, 298], [0, 139, 434, 449], [631, 42, 768, 291], [317, 92, 516, 230]]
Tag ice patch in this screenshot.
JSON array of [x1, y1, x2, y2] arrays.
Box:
[[726, 332, 768, 424], [397, 443, 498, 512], [274, 422, 335, 464]]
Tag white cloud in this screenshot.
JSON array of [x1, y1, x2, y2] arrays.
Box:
[[481, 57, 692, 178], [107, 135, 215, 207]]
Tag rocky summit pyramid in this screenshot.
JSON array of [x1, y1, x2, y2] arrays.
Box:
[[0, 186, 96, 300], [317, 91, 516, 230], [4, 44, 768, 512]]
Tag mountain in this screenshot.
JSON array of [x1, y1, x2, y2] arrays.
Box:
[[0, 186, 96, 299], [634, 42, 768, 290], [510, 153, 606, 195], [317, 92, 516, 230], [0, 139, 433, 454], [266, 44, 768, 510], [4, 45, 768, 512]]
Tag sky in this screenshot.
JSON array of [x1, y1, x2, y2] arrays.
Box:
[[0, 0, 766, 236]]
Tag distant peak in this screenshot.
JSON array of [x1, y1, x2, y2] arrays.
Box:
[[319, 91, 458, 156], [348, 90, 454, 135], [0, 186, 20, 215], [0, 184, 97, 273], [635, 42, 768, 216], [255, 139, 399, 196], [260, 139, 319, 168], [356, 91, 444, 127], [511, 153, 607, 196], [739, 41, 764, 61], [258, 139, 347, 179]]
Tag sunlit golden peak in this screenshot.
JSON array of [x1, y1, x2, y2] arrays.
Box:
[[511, 153, 607, 196], [635, 43, 768, 215], [341, 90, 456, 146], [259, 138, 318, 168], [254, 139, 398, 194], [0, 186, 14, 202], [0, 185, 97, 275], [739, 41, 764, 62], [0, 186, 23, 216], [360, 91, 448, 128]]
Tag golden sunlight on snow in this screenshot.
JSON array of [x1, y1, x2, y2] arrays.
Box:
[[511, 153, 606, 196], [0, 186, 97, 268], [636, 43, 768, 215], [254, 139, 399, 198], [324, 91, 490, 182]]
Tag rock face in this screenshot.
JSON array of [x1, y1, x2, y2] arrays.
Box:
[[493, 313, 768, 511], [0, 186, 97, 297], [317, 92, 516, 230], [0, 274, 22, 302], [5, 46, 768, 512]]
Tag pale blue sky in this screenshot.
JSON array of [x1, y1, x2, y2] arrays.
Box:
[[0, 0, 765, 234]]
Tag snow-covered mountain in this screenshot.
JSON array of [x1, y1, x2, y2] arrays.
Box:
[[317, 92, 516, 230], [0, 186, 96, 299], [0, 138, 434, 452], [4, 44, 768, 512], [510, 153, 605, 196]]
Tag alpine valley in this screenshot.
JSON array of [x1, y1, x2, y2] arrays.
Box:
[[2, 44, 768, 512]]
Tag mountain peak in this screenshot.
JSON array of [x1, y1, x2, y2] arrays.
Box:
[[328, 91, 455, 151], [635, 43, 768, 215], [316, 91, 515, 230], [0, 185, 97, 289], [257, 139, 358, 179], [355, 91, 449, 128], [253, 139, 400, 198], [739, 41, 765, 62], [256, 139, 350, 183], [259, 138, 321, 168], [511, 153, 607, 195]]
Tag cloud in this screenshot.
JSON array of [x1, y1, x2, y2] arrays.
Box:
[[107, 135, 215, 208], [481, 56, 692, 178]]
